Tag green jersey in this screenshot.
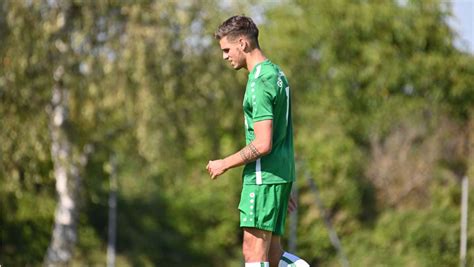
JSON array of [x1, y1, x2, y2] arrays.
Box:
[[242, 59, 295, 185]]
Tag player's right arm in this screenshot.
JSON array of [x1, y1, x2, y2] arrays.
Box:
[[206, 119, 272, 179], [226, 119, 273, 166]]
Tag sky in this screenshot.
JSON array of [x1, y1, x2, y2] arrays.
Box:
[[450, 0, 474, 53]]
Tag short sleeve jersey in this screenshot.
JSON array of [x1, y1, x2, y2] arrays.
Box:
[[242, 59, 295, 185]]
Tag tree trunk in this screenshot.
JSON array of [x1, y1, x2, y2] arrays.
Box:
[[107, 154, 118, 267], [44, 69, 85, 266]]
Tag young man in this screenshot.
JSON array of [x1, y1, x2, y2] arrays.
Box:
[[206, 16, 309, 267]]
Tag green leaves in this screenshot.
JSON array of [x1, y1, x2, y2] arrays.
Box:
[[264, 0, 474, 265], [1, 0, 473, 266]]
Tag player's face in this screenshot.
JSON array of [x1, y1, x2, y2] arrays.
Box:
[[219, 36, 246, 70]]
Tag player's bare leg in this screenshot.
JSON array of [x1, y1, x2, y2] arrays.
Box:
[[243, 227, 272, 265], [268, 235, 284, 267]]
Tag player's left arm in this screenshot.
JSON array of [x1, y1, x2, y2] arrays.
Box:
[[207, 119, 272, 179]]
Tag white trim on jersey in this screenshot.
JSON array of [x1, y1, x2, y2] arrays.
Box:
[[255, 64, 262, 78], [285, 86, 290, 124], [254, 64, 263, 185], [256, 159, 262, 185]]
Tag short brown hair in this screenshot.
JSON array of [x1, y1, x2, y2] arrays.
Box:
[[215, 15, 260, 48]]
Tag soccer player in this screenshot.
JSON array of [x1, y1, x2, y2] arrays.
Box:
[[206, 16, 310, 267]]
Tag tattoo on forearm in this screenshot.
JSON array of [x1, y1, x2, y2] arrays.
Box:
[[239, 142, 261, 163]]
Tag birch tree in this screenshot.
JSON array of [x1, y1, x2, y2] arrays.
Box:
[[43, 2, 85, 265]]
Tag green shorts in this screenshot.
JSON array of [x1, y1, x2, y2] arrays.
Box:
[[238, 182, 293, 236]]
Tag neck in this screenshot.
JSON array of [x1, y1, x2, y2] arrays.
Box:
[[245, 48, 267, 72]]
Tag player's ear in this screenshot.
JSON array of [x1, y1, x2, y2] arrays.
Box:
[[239, 37, 249, 52]]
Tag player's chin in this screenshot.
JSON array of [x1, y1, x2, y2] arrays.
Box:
[[233, 64, 243, 70], [229, 61, 242, 70]]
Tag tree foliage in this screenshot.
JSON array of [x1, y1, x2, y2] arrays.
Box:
[[1, 0, 473, 266]]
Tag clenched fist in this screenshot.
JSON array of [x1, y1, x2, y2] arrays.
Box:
[[206, 159, 227, 179]]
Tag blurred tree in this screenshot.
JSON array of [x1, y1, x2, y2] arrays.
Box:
[[1, 0, 255, 265], [1, 0, 132, 265], [1, 1, 56, 265], [263, 0, 474, 265]]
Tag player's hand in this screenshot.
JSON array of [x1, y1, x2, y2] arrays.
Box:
[[288, 192, 297, 213], [206, 159, 227, 179]]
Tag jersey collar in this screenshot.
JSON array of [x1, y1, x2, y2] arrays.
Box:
[[249, 59, 270, 78]]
